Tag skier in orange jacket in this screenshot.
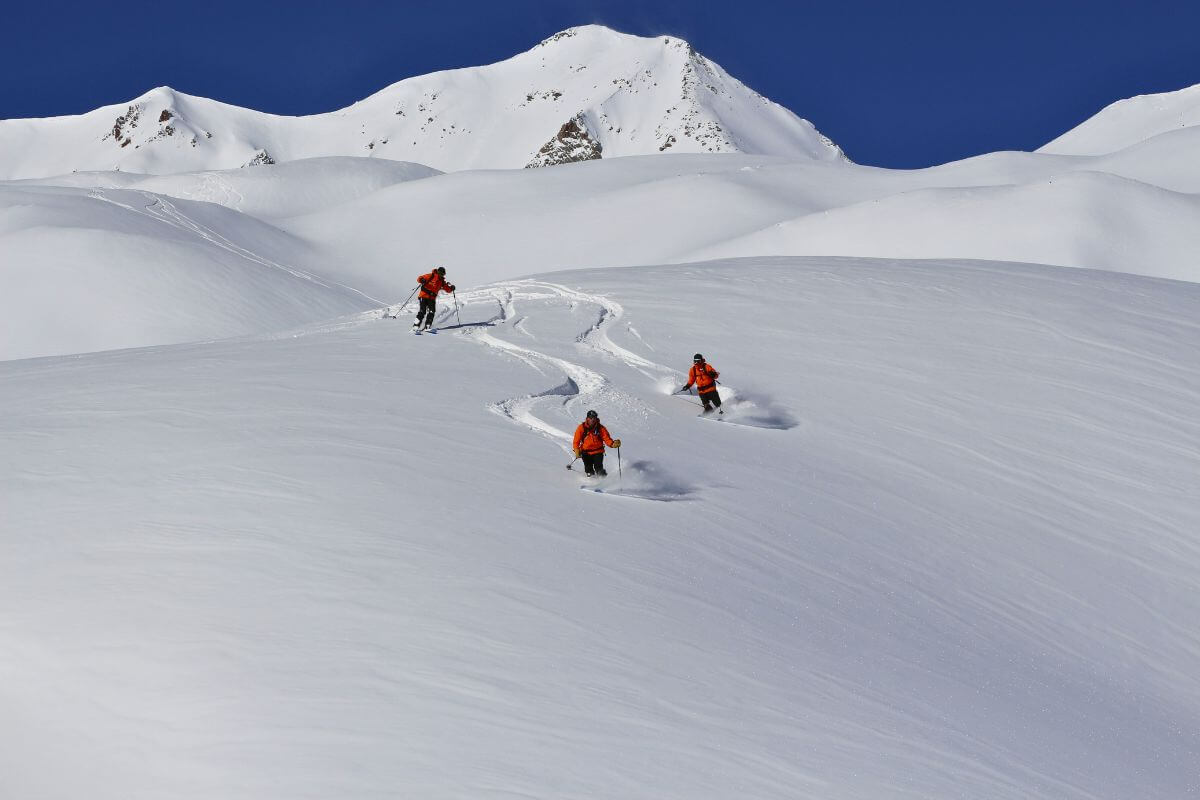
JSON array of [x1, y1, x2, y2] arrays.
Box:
[[413, 267, 455, 331], [682, 353, 722, 414], [572, 409, 621, 477]]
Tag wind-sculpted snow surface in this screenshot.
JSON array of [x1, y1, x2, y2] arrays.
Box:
[[282, 147, 1200, 294], [1040, 82, 1200, 155], [12, 157, 441, 220], [9, 128, 1200, 361], [4, 257, 1199, 799], [0, 183, 376, 360]]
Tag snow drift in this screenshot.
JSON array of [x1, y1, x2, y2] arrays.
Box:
[[1040, 81, 1200, 155], [0, 182, 376, 361]]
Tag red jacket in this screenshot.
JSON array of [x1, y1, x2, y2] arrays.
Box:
[[417, 271, 454, 300], [687, 362, 719, 392], [573, 421, 614, 455]]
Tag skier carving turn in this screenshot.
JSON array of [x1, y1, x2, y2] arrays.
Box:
[[572, 409, 621, 478], [681, 353, 722, 414]]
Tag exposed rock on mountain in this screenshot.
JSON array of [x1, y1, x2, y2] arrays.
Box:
[[526, 114, 603, 167]]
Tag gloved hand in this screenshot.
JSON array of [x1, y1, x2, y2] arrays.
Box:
[[448, 284, 456, 293], [612, 439, 621, 448], [574, 449, 582, 458], [680, 385, 690, 393]]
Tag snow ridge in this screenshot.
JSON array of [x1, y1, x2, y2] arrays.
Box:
[[1040, 82, 1200, 155], [0, 26, 843, 180]]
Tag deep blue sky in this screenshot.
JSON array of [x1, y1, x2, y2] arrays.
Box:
[[5, 0, 1198, 167]]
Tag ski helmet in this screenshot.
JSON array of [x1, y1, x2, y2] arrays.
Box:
[[586, 409, 599, 419], [436, 266, 446, 276], [693, 353, 704, 362]]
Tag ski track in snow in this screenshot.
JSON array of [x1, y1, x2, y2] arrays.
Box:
[[88, 189, 385, 305], [381, 279, 797, 447], [192, 172, 247, 212], [385, 278, 794, 500], [394, 280, 689, 498], [463, 281, 654, 446]]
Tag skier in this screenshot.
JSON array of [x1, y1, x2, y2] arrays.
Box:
[[572, 409, 621, 477], [681, 353, 722, 414], [413, 267, 456, 331]]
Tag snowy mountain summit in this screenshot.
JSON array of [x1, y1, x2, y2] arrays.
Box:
[[0, 26, 843, 179]]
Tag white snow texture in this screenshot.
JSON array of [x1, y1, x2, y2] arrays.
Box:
[[3, 25, 1200, 800]]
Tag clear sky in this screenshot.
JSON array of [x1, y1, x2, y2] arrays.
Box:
[[4, 0, 1198, 167]]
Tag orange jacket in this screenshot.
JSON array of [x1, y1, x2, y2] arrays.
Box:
[[687, 362, 719, 392], [417, 271, 454, 300], [573, 421, 614, 455]]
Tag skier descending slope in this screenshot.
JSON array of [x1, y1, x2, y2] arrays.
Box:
[[573, 410, 621, 478], [681, 353, 723, 414], [412, 267, 456, 332]]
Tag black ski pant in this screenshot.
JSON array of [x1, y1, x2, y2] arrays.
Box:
[[699, 388, 722, 410], [416, 296, 437, 327], [581, 451, 607, 476]]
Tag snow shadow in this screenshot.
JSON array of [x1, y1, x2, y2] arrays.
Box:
[[536, 377, 579, 400], [438, 320, 501, 331], [583, 459, 695, 501]]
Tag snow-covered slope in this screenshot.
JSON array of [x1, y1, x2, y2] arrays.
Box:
[[0, 26, 843, 180], [688, 170, 1200, 281], [12, 157, 442, 220], [1039, 82, 1200, 155], [8, 118, 1200, 362], [3, 257, 1198, 799], [0, 183, 378, 361], [269, 144, 1200, 297]]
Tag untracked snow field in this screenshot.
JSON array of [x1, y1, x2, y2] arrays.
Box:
[[3, 257, 1198, 799]]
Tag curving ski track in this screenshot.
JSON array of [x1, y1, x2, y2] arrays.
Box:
[[456, 281, 666, 450]]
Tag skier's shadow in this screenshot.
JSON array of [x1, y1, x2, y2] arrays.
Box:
[[436, 321, 498, 331]]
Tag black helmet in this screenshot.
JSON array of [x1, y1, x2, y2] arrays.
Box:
[[693, 353, 704, 362], [436, 266, 446, 276], [586, 409, 599, 419]]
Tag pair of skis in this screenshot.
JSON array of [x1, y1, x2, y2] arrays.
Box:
[[675, 387, 723, 417]]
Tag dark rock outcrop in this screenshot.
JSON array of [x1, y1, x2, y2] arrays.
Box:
[[526, 115, 603, 168]]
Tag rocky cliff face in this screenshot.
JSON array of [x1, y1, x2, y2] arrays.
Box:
[[526, 114, 604, 168]]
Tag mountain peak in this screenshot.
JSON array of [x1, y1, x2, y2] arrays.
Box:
[[535, 25, 700, 57], [536, 24, 637, 46], [0, 28, 844, 179]]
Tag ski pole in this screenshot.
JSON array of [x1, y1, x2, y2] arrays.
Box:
[[616, 445, 622, 479], [396, 284, 421, 315], [565, 455, 579, 470], [453, 292, 463, 327]]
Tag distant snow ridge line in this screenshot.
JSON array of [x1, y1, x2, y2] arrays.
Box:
[[1040, 82, 1200, 155], [0, 25, 843, 179]]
